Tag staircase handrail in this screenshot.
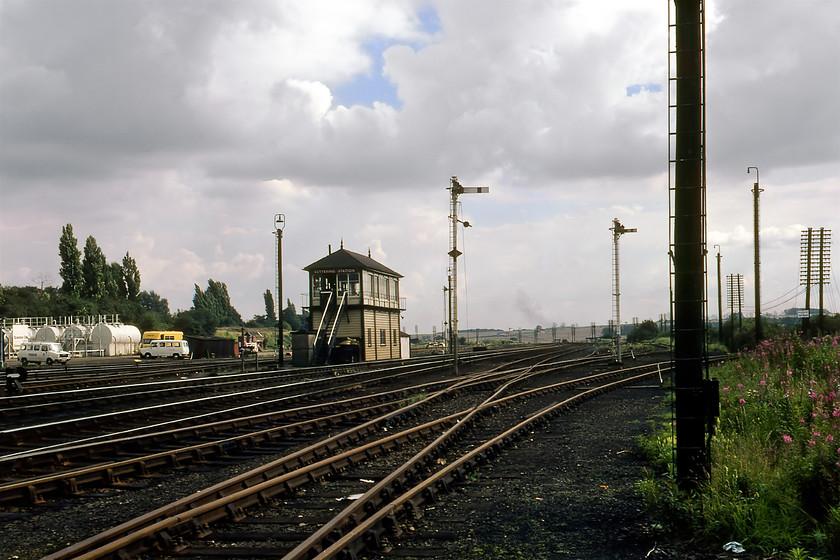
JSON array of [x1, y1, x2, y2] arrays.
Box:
[[312, 291, 333, 356], [324, 291, 348, 365]]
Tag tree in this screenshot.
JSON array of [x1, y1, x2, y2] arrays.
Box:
[[283, 299, 308, 331], [58, 224, 83, 295], [104, 262, 123, 299], [122, 252, 141, 299], [264, 289, 277, 326], [173, 308, 217, 336], [627, 319, 660, 343], [32, 272, 55, 290], [138, 290, 170, 315], [193, 279, 242, 327], [81, 235, 106, 299]]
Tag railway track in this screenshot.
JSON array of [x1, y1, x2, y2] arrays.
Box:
[[0, 347, 582, 507], [29, 351, 667, 560]]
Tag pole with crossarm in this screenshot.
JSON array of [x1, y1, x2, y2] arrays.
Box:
[[448, 177, 488, 375]]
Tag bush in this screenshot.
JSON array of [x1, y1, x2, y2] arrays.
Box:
[[627, 319, 660, 343], [638, 333, 840, 556]]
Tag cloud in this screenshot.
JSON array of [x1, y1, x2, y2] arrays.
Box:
[[1, 0, 838, 331]]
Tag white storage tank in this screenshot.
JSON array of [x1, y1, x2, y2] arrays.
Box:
[[89, 323, 142, 356], [35, 325, 65, 342], [10, 324, 35, 352], [61, 324, 91, 353]]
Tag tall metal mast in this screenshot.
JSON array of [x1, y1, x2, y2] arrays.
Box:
[[669, 0, 716, 487], [447, 177, 488, 375], [610, 218, 636, 364]]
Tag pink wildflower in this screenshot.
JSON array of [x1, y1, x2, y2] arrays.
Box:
[[739, 398, 746, 404], [723, 387, 730, 393], [782, 435, 793, 443], [826, 435, 834, 443], [760, 380, 766, 386]]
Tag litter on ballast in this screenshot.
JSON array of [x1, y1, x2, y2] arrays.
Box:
[[722, 541, 745, 553]]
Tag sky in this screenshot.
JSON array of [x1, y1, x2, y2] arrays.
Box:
[[1, 0, 838, 335]]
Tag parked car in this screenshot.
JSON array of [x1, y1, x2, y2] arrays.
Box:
[[141, 339, 190, 359], [18, 342, 71, 366]]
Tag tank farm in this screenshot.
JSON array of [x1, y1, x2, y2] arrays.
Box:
[[0, 2, 722, 559]]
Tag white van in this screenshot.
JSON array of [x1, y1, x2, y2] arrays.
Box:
[[141, 339, 190, 359], [18, 342, 71, 366]]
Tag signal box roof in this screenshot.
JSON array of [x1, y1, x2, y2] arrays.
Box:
[[304, 247, 402, 278]]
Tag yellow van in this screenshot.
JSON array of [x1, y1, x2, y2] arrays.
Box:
[[139, 331, 183, 349]]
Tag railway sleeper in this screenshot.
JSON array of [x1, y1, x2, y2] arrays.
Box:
[[225, 503, 246, 522], [384, 513, 402, 537], [401, 499, 423, 521], [20, 483, 42, 505], [156, 529, 187, 553], [60, 477, 81, 496]]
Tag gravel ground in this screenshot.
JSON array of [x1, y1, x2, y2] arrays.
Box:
[[373, 381, 755, 560]]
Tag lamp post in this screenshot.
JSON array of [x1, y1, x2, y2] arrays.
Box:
[[747, 166, 763, 341], [275, 213, 285, 367], [448, 176, 488, 375]]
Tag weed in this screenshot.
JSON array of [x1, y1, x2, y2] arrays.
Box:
[[637, 333, 840, 557]]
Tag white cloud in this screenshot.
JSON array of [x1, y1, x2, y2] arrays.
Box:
[[1, 0, 838, 331]]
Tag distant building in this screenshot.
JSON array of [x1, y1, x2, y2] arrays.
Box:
[[299, 243, 404, 365]]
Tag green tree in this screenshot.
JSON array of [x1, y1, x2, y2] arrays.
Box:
[[283, 299, 307, 331], [173, 308, 217, 336], [264, 289, 277, 326], [122, 252, 141, 299], [0, 285, 52, 317], [138, 290, 170, 315], [193, 279, 242, 327], [81, 235, 106, 299], [104, 262, 123, 299], [58, 224, 83, 295], [627, 319, 660, 343]]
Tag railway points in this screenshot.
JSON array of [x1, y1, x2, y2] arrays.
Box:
[[0, 344, 675, 559]]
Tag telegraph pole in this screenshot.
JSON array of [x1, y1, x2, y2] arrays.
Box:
[[715, 245, 722, 341], [800, 228, 833, 335], [747, 166, 763, 341], [275, 214, 285, 367]]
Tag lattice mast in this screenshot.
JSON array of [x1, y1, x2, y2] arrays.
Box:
[[668, 0, 717, 487], [611, 218, 636, 365]]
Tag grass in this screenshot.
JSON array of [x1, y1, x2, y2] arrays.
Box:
[[637, 332, 840, 558]]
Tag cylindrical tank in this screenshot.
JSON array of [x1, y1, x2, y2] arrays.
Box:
[[61, 324, 90, 353], [10, 324, 35, 351], [89, 323, 142, 356], [34, 325, 65, 342]]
